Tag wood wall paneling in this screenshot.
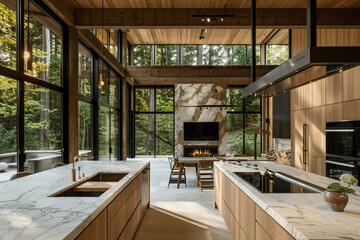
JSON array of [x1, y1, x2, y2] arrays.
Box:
[[343, 66, 360, 101], [325, 103, 344, 122], [306, 106, 326, 159], [325, 74, 343, 104], [344, 99, 360, 121]]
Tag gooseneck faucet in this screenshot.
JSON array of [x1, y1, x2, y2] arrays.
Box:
[[72, 155, 94, 181]]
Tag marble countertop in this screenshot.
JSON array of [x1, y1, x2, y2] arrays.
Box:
[[215, 161, 360, 240], [0, 160, 150, 240]]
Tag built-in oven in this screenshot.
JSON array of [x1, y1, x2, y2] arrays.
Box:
[[326, 120, 360, 185]]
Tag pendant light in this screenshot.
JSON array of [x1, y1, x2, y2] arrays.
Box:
[[24, 0, 32, 71], [99, 0, 105, 93]]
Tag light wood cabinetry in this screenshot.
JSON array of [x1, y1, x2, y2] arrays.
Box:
[[255, 206, 294, 240], [343, 66, 360, 101], [325, 74, 343, 104], [214, 168, 294, 240], [76, 172, 149, 240], [76, 210, 108, 240]]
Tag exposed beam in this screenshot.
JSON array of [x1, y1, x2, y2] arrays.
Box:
[[127, 66, 277, 85], [74, 8, 360, 29], [78, 30, 127, 79]]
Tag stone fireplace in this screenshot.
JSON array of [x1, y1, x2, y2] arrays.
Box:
[[183, 145, 219, 157], [174, 84, 227, 157]]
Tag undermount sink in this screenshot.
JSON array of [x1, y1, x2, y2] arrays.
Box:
[[86, 172, 128, 182], [51, 172, 129, 197]]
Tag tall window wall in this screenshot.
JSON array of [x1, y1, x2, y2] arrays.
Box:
[[226, 87, 261, 156], [78, 43, 92, 155], [78, 42, 123, 161], [133, 45, 263, 66], [0, 0, 66, 172], [134, 87, 174, 157]]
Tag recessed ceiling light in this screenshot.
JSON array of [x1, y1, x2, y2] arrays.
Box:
[[207, 18, 211, 22]]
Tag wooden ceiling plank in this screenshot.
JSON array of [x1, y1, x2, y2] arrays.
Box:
[[74, 8, 360, 29]]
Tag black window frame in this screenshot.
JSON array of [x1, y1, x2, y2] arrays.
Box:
[[226, 85, 262, 155], [133, 86, 175, 157]]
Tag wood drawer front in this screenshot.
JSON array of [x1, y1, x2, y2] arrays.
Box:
[[214, 185, 222, 211], [108, 191, 126, 223], [118, 201, 142, 240], [108, 184, 142, 240], [220, 171, 255, 240], [214, 167, 222, 193], [108, 174, 142, 223], [255, 222, 272, 240], [76, 210, 107, 240], [255, 206, 294, 240], [221, 198, 248, 240], [125, 174, 142, 200]]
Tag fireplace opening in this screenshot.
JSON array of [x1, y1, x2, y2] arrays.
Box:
[[183, 146, 219, 157]]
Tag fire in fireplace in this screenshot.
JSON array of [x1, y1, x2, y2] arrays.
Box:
[[183, 146, 219, 157]]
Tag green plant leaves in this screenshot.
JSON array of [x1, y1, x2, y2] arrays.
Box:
[[328, 182, 343, 191]]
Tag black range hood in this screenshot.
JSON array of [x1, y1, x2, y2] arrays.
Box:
[[242, 46, 360, 98]]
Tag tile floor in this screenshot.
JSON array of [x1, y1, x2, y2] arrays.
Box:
[[130, 157, 232, 240]]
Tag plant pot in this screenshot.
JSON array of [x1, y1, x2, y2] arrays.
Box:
[[323, 189, 349, 212]]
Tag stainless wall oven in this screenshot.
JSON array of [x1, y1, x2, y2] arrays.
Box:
[[326, 120, 360, 185]]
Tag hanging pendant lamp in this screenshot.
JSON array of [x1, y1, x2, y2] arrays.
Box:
[[99, 0, 106, 93]]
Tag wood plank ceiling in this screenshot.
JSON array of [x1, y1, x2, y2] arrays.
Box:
[[71, 0, 360, 45], [71, 0, 360, 9]]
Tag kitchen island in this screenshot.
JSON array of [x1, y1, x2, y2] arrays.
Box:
[[214, 161, 360, 240], [0, 160, 150, 240]]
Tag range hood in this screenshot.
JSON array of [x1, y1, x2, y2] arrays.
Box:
[[242, 46, 360, 98]]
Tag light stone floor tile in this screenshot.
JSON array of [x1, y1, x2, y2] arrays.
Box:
[[129, 157, 232, 240]]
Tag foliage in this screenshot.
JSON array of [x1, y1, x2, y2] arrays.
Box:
[[266, 45, 289, 65], [133, 44, 271, 66], [327, 174, 358, 195], [0, 4, 63, 154], [226, 88, 262, 156], [134, 88, 174, 156]]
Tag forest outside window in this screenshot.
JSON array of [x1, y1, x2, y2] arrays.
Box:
[[226, 87, 261, 156], [134, 87, 174, 157], [24, 0, 62, 86], [0, 0, 16, 70]]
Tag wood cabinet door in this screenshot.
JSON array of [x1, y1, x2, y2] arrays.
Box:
[[305, 106, 326, 175], [292, 109, 306, 171], [76, 210, 107, 240]]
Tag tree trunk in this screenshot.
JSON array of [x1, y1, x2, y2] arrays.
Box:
[[147, 91, 155, 155], [40, 27, 51, 149]]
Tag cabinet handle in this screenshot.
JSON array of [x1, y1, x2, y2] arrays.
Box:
[[303, 124, 307, 165]]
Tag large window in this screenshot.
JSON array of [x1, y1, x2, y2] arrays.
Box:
[[134, 87, 174, 157], [24, 0, 62, 86], [133, 44, 262, 66], [134, 45, 151, 66], [0, 0, 16, 70], [98, 61, 121, 160], [156, 45, 178, 65], [266, 45, 289, 65], [95, 29, 121, 60], [226, 87, 261, 156], [0, 0, 65, 174], [78, 43, 92, 155]]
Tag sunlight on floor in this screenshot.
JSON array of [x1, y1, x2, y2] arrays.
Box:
[[129, 157, 232, 240]]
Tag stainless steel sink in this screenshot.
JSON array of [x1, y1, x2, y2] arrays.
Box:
[[86, 172, 128, 182], [51, 172, 129, 197]]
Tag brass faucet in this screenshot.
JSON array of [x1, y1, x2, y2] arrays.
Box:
[[72, 155, 94, 181]]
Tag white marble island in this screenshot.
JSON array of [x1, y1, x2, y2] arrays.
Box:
[[0, 160, 150, 240], [215, 161, 360, 240]]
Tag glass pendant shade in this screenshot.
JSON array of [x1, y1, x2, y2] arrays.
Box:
[[24, 38, 33, 71]]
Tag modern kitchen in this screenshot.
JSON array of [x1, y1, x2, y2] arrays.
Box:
[[0, 0, 360, 239]]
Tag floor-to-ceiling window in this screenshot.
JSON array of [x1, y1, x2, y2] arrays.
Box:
[[98, 61, 121, 160], [226, 87, 261, 156], [134, 87, 174, 157], [0, 0, 66, 174], [78, 43, 92, 156]]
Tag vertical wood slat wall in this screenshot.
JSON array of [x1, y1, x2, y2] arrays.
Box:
[[290, 28, 360, 175]]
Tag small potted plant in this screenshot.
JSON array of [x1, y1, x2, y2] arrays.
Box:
[[323, 174, 358, 212]]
